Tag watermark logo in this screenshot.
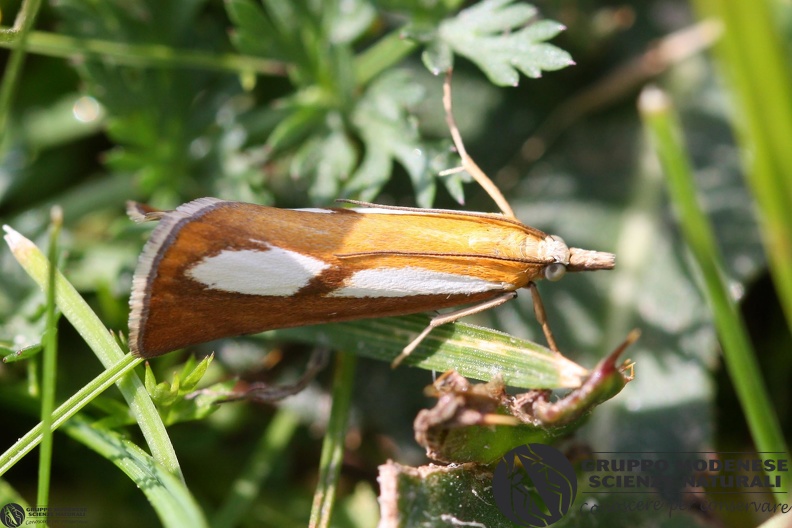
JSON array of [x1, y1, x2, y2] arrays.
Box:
[[578, 452, 791, 519], [492, 443, 577, 527], [0, 503, 88, 526], [0, 503, 25, 528]]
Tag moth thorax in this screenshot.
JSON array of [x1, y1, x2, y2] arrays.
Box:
[[539, 235, 570, 265]]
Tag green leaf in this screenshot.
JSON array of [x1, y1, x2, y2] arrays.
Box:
[[226, 0, 278, 57], [325, 0, 376, 44], [269, 314, 590, 390], [226, 0, 314, 64], [163, 379, 235, 424], [2, 343, 43, 363], [179, 354, 213, 392], [379, 460, 676, 527], [378, 462, 506, 527], [227, 0, 372, 80], [290, 125, 358, 204], [143, 354, 221, 423], [415, 341, 634, 464], [54, 0, 239, 197], [432, 0, 573, 86], [421, 40, 453, 75], [458, 0, 538, 32], [310, 351, 357, 528], [144, 362, 158, 393], [641, 87, 790, 489], [440, 169, 468, 205], [145, 363, 180, 407], [347, 71, 439, 206]]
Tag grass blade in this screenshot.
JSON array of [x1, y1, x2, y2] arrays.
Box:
[[271, 315, 590, 390], [309, 351, 356, 528], [211, 409, 301, 528], [36, 207, 62, 506], [691, 0, 792, 333], [640, 85, 790, 494]]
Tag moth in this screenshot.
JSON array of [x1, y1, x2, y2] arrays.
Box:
[[129, 73, 615, 367], [127, 198, 614, 366]]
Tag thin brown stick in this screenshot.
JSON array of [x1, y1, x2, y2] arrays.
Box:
[[443, 70, 516, 219]]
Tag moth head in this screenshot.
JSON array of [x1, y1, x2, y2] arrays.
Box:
[[539, 235, 570, 282], [538, 235, 616, 280]]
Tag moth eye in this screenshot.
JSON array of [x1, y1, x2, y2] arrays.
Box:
[[544, 262, 566, 282]]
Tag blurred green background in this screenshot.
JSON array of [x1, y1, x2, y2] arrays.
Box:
[[0, 1, 790, 527]]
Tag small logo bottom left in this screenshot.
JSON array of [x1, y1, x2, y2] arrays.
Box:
[[0, 503, 25, 528]]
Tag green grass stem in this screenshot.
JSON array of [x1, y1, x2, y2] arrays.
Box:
[[309, 351, 357, 528], [0, 353, 140, 476], [2, 225, 182, 479], [211, 408, 300, 528], [691, 0, 792, 334], [0, 0, 42, 142], [36, 207, 61, 507], [640, 86, 790, 495], [0, 28, 286, 77]]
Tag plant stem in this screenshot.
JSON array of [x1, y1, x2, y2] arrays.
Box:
[[690, 0, 792, 335], [0, 28, 287, 76], [0, 0, 42, 143], [37, 207, 61, 507], [309, 351, 356, 528], [211, 409, 300, 528], [2, 226, 182, 480], [640, 86, 790, 495]]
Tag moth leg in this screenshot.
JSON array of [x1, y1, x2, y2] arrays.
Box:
[[442, 70, 516, 219], [528, 281, 560, 354], [391, 291, 518, 368]]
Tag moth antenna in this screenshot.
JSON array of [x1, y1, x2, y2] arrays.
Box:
[[336, 250, 544, 265], [443, 70, 516, 219]]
